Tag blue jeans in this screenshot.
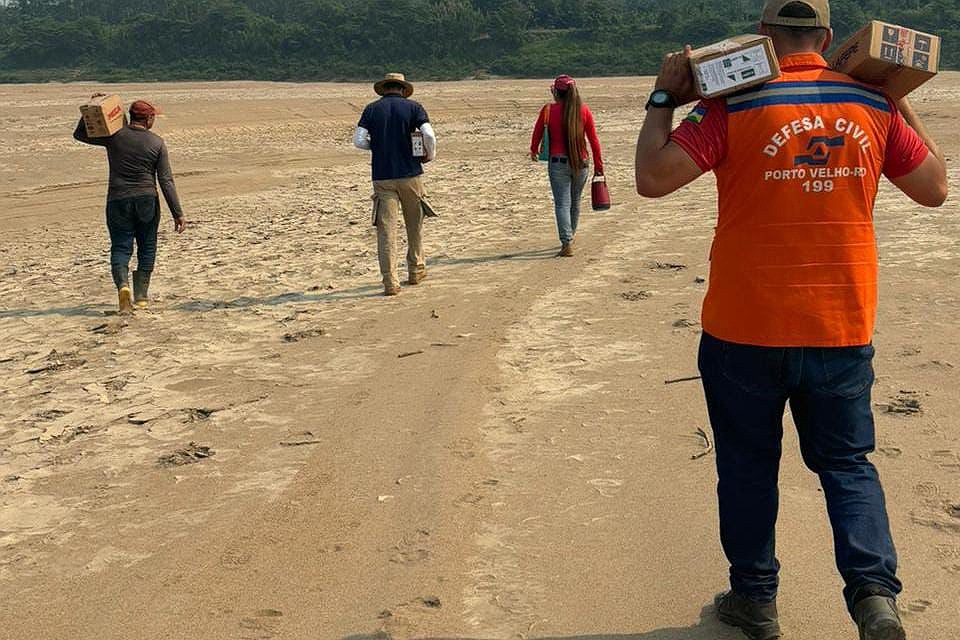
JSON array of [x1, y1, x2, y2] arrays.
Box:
[[698, 332, 901, 613], [547, 158, 589, 244], [106, 195, 161, 288]]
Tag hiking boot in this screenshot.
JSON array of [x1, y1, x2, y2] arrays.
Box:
[[384, 286, 401, 297], [715, 591, 782, 640], [559, 242, 574, 257], [408, 271, 428, 286], [118, 287, 135, 315], [854, 596, 906, 640], [132, 270, 151, 309]]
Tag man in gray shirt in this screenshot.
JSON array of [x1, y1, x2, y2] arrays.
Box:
[[74, 96, 187, 314]]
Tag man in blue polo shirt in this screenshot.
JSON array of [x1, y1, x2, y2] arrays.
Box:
[[354, 72, 437, 296]]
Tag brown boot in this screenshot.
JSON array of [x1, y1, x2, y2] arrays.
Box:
[[384, 286, 401, 297], [559, 242, 575, 257], [408, 270, 428, 285]]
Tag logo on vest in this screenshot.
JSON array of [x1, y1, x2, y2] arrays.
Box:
[[794, 136, 845, 167], [763, 116, 873, 158], [762, 117, 871, 192]]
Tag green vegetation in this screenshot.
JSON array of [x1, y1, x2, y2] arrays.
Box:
[[0, 0, 958, 82]]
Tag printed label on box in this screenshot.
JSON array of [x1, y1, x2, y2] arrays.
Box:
[[882, 25, 901, 44], [696, 44, 772, 96], [411, 132, 425, 157]]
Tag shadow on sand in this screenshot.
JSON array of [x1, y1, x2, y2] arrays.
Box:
[[341, 605, 741, 640], [430, 247, 559, 267], [0, 304, 112, 319], [0, 247, 561, 318], [176, 284, 385, 312]]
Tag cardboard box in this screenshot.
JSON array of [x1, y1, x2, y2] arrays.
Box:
[[411, 131, 425, 157], [690, 35, 781, 99], [79, 95, 125, 138], [830, 21, 940, 99]]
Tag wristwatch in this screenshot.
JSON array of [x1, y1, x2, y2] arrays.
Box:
[[646, 89, 679, 111]]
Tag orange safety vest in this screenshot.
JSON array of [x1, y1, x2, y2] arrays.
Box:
[[704, 53, 895, 347]]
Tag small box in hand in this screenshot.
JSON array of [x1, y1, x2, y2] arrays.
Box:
[[411, 131, 425, 158]]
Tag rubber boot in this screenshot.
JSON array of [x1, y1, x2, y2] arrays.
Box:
[[855, 596, 906, 640], [118, 286, 135, 315], [112, 264, 130, 289], [133, 270, 151, 309]]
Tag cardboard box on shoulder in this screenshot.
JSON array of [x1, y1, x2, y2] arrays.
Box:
[[690, 35, 781, 99], [830, 21, 940, 99], [80, 95, 125, 138]]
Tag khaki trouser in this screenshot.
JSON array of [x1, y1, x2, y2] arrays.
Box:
[[373, 176, 426, 289]]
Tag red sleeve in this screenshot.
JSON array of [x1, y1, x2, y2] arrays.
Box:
[[531, 106, 546, 156], [583, 105, 604, 173], [883, 101, 929, 179], [670, 99, 728, 172]]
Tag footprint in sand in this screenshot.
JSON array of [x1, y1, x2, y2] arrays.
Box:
[[930, 450, 960, 472], [589, 478, 625, 498], [905, 599, 934, 614], [238, 616, 276, 640], [457, 493, 484, 506], [919, 359, 954, 371], [388, 529, 432, 565], [219, 547, 252, 569], [254, 609, 283, 618], [447, 438, 477, 460], [650, 261, 688, 272], [935, 544, 960, 560], [911, 512, 960, 535], [881, 391, 924, 416], [914, 482, 941, 501]]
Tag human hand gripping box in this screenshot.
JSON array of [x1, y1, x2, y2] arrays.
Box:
[[831, 21, 940, 99]]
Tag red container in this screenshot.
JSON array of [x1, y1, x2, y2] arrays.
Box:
[[591, 174, 611, 211]]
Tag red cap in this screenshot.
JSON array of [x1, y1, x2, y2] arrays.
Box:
[[129, 100, 158, 118], [553, 75, 576, 91]]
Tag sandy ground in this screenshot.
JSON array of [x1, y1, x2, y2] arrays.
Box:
[[0, 76, 957, 640]]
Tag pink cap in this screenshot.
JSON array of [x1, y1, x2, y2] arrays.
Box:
[[553, 75, 576, 91]]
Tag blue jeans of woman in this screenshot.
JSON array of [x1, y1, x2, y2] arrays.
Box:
[[548, 158, 589, 244], [698, 332, 901, 615], [106, 195, 161, 288]]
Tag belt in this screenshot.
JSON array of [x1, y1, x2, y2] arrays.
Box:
[[550, 156, 568, 164]]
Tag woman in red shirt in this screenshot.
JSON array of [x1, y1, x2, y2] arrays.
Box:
[[530, 75, 604, 257]]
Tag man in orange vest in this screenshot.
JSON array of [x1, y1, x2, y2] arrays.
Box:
[[635, 2, 947, 639]]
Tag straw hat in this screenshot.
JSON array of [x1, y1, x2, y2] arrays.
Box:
[[374, 72, 414, 98]]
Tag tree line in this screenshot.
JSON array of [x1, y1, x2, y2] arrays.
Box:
[[0, 0, 957, 83]]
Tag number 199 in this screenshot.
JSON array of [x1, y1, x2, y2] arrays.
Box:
[[802, 180, 835, 193]]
